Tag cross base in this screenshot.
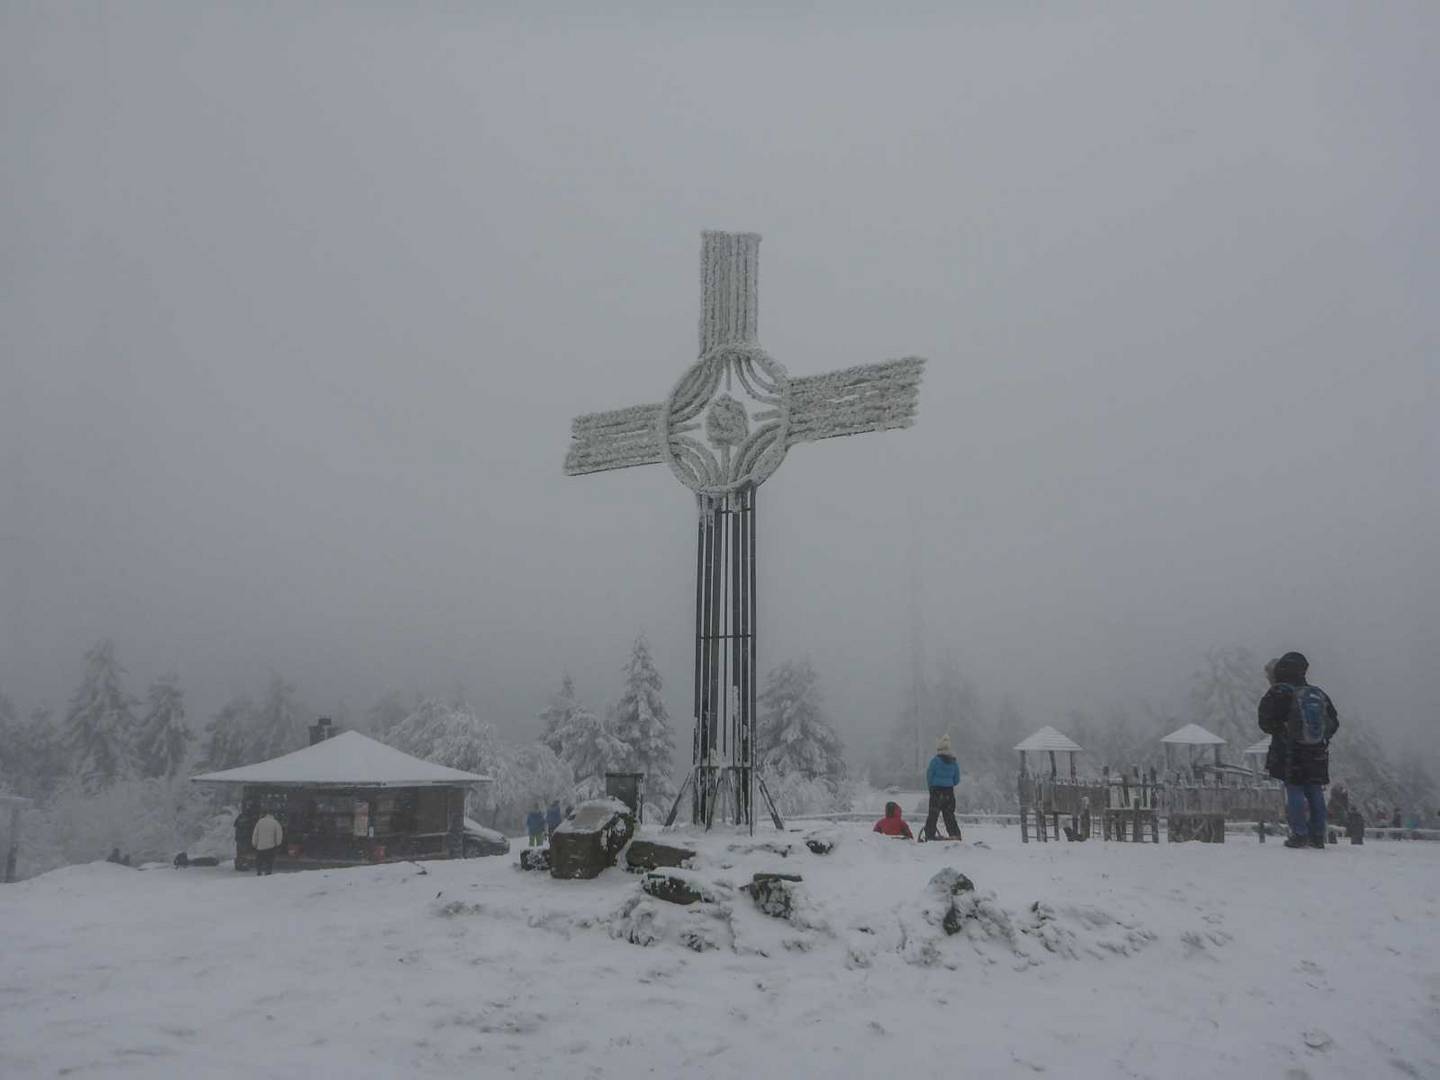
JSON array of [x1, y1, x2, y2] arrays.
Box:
[[664, 765, 786, 832]]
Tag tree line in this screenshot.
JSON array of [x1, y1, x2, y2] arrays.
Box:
[[0, 634, 854, 875]]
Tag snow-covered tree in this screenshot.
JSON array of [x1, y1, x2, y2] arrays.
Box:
[[757, 659, 846, 782], [610, 635, 676, 800], [550, 704, 628, 793], [364, 690, 411, 741], [1188, 646, 1268, 751], [133, 675, 191, 779], [199, 696, 259, 772], [539, 673, 578, 757], [485, 742, 574, 829], [19, 775, 220, 878], [62, 639, 140, 792], [251, 675, 303, 762], [0, 690, 18, 788], [389, 698, 500, 777]]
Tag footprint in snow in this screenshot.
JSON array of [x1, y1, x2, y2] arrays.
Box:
[[1302, 1029, 1333, 1051]]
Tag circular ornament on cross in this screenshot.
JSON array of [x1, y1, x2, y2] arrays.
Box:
[[659, 343, 791, 495]]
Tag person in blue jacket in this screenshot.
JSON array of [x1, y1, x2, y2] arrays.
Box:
[[545, 800, 563, 840], [924, 734, 962, 841], [525, 806, 546, 847]]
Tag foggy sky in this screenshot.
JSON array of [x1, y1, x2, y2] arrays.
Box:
[[2, 3, 1435, 767]]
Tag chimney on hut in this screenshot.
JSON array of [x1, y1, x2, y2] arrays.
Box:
[[308, 716, 335, 746]]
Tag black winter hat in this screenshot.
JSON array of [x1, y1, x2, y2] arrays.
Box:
[[1279, 651, 1309, 672]]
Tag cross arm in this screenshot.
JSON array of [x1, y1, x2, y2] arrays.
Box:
[[786, 356, 926, 446], [563, 402, 665, 476]]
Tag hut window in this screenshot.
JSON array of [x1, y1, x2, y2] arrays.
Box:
[[416, 789, 448, 834]]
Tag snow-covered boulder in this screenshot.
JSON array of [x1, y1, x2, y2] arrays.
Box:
[[640, 868, 714, 906], [744, 872, 803, 919], [625, 838, 697, 872], [550, 799, 635, 880]]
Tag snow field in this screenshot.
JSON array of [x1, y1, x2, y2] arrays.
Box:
[[1, 823, 1437, 1079]]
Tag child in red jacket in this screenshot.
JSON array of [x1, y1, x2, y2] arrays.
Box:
[[873, 801, 914, 839]]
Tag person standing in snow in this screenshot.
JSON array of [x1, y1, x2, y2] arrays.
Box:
[[1257, 651, 1339, 850], [545, 800, 562, 840], [251, 811, 284, 875], [923, 734, 963, 841], [525, 806, 546, 847], [873, 801, 914, 839]]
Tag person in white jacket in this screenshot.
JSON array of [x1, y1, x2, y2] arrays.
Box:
[[251, 812, 284, 876]]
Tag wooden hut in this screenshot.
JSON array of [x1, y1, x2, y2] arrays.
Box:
[[192, 730, 489, 871], [1160, 723, 1227, 773]]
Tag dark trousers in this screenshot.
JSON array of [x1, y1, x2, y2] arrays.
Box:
[[255, 848, 277, 876], [924, 786, 961, 840]]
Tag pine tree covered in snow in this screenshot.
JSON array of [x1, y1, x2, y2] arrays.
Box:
[[539, 674, 578, 757], [757, 659, 846, 782], [551, 704, 628, 793], [133, 675, 191, 779], [199, 696, 259, 772], [610, 635, 676, 799], [62, 640, 140, 792], [0, 692, 47, 796], [0, 690, 17, 788], [251, 675, 303, 763]]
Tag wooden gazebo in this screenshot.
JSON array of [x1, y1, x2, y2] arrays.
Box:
[[1242, 735, 1271, 776], [192, 730, 490, 871], [1015, 726, 1084, 778], [1160, 723, 1226, 772]]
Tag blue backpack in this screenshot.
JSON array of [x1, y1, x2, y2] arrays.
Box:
[[1287, 685, 1330, 746]]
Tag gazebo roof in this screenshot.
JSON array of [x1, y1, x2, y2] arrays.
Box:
[[191, 731, 490, 788], [1242, 735, 1272, 756], [1013, 726, 1084, 753], [1160, 723, 1227, 746]]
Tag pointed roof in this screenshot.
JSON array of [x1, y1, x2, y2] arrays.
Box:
[[1013, 726, 1084, 753], [191, 731, 490, 788], [1160, 723, 1227, 746], [1242, 735, 1272, 756]]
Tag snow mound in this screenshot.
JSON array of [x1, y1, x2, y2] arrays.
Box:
[[866, 869, 1156, 971]]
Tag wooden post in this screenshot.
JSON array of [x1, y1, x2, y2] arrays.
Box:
[[1018, 753, 1029, 843], [1048, 750, 1058, 779]]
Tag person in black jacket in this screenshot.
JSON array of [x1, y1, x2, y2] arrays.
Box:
[[1257, 651, 1340, 849]]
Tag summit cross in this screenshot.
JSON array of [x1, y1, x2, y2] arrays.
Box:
[[564, 231, 925, 830]]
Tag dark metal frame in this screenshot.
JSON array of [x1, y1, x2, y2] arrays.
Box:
[[664, 485, 782, 834]]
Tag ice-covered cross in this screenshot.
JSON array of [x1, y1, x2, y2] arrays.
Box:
[[563, 231, 925, 829]]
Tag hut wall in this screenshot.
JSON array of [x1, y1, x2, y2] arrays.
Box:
[[236, 784, 471, 866]]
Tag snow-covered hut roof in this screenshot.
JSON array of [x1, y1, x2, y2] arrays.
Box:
[[1013, 726, 1084, 753], [191, 731, 490, 788], [1160, 723, 1227, 746], [1242, 736, 1272, 756]]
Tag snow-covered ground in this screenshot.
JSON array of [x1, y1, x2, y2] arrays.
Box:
[[3, 823, 1437, 1079]]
